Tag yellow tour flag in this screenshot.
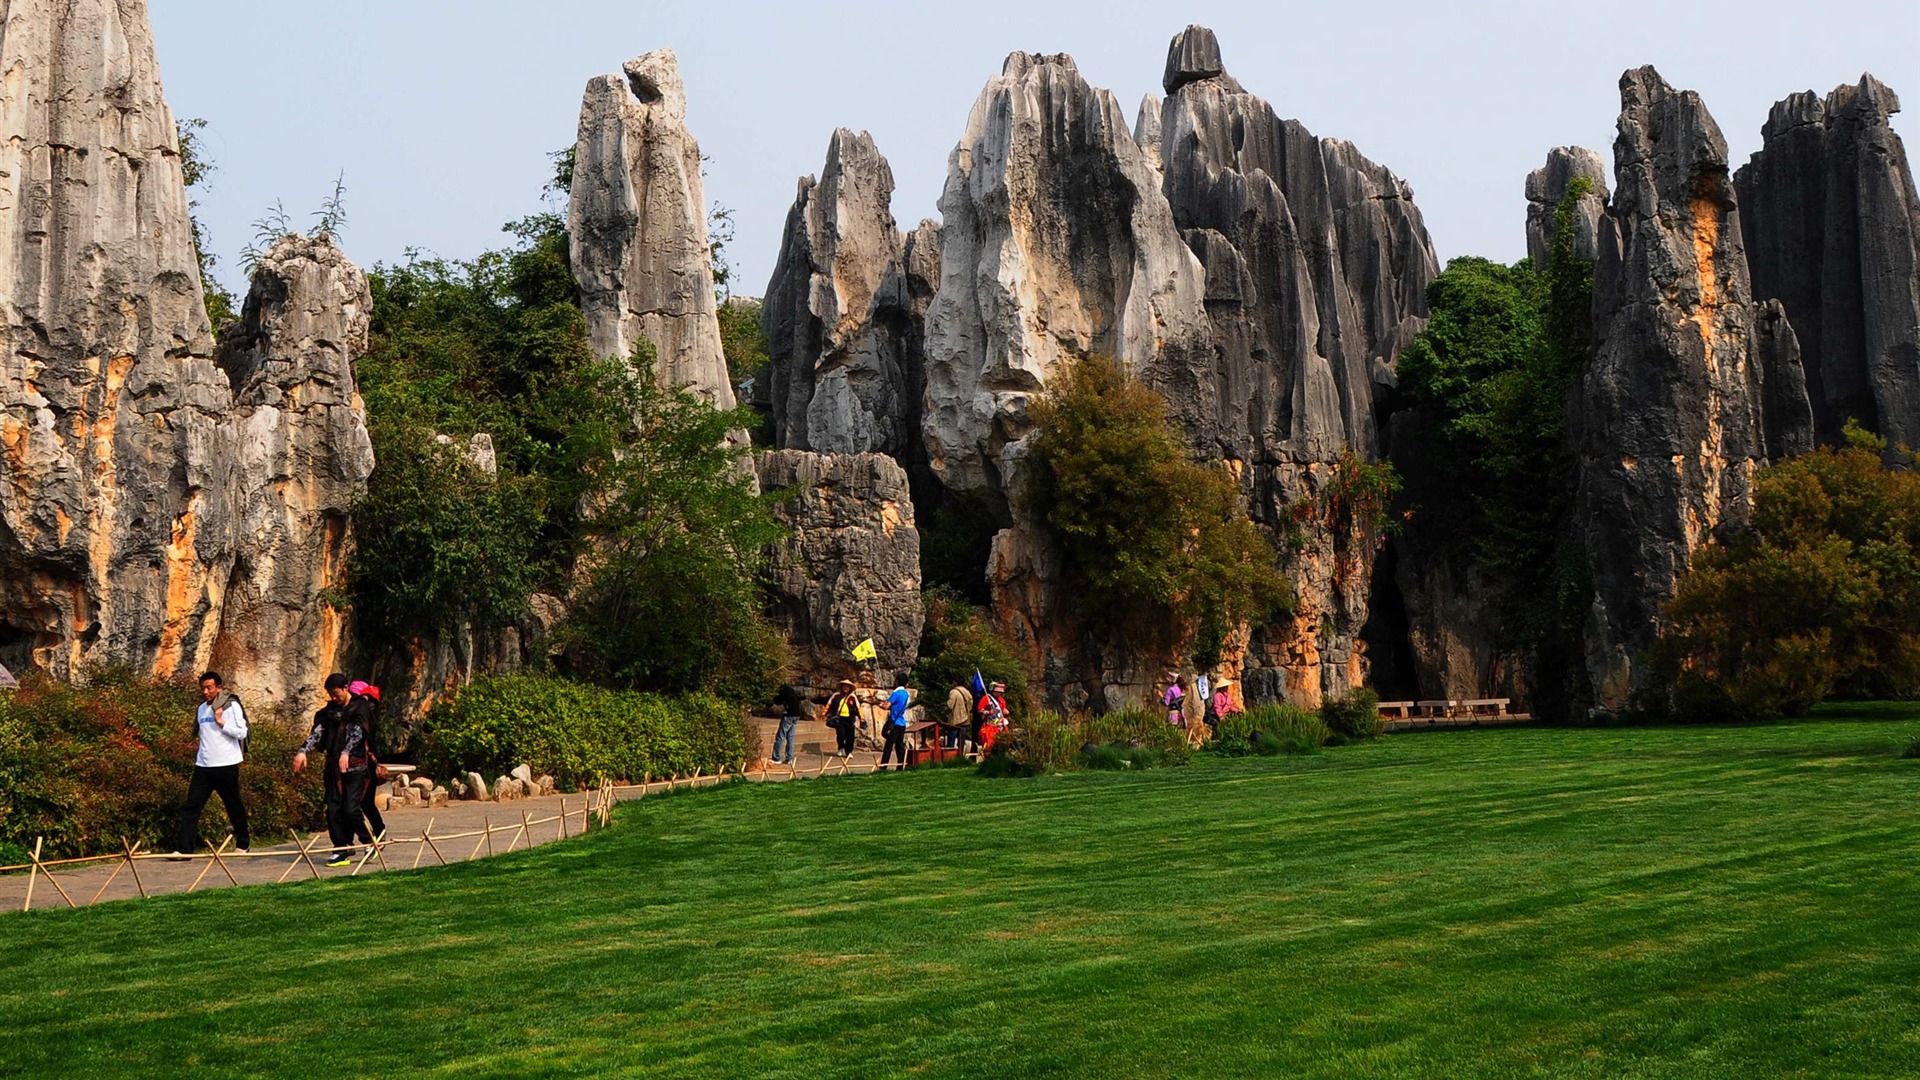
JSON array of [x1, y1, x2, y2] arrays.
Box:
[[851, 638, 877, 662]]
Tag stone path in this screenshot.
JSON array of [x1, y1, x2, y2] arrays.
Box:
[[0, 716, 913, 914]]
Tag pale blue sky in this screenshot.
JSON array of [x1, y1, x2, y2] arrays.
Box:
[[151, 1, 1918, 300]]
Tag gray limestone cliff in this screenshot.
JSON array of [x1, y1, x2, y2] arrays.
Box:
[[1579, 66, 1815, 709], [1736, 75, 1920, 448], [0, 0, 378, 714], [568, 49, 737, 409], [762, 131, 937, 460], [212, 235, 375, 712], [757, 450, 922, 683], [922, 50, 1213, 504], [1156, 25, 1438, 705], [0, 0, 235, 682], [1526, 146, 1610, 267]]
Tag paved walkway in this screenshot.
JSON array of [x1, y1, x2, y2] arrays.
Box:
[[0, 716, 915, 913]]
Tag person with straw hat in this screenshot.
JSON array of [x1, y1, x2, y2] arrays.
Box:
[[1211, 677, 1242, 728], [824, 678, 860, 757]]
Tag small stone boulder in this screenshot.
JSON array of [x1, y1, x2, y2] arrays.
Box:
[[467, 772, 490, 801]]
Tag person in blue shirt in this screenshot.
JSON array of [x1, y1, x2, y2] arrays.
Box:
[[880, 676, 911, 767]]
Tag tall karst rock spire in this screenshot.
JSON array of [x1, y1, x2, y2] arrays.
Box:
[[921, 50, 1213, 503], [0, 0, 375, 708], [1736, 75, 1920, 449], [762, 129, 938, 460], [568, 49, 737, 408], [0, 0, 233, 679], [1579, 66, 1814, 708]]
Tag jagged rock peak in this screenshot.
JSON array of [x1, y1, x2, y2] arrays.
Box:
[[1579, 65, 1814, 709], [212, 234, 375, 710], [567, 48, 736, 409], [1163, 25, 1228, 93], [0, 0, 231, 679], [762, 128, 924, 456], [1525, 146, 1609, 266], [922, 48, 1210, 499], [1736, 71, 1920, 448]]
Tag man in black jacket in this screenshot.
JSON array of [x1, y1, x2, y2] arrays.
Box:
[[293, 673, 374, 867]]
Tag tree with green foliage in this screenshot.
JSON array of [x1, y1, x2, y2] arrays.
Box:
[[552, 358, 788, 703], [1651, 424, 1920, 720], [1024, 355, 1291, 656], [175, 118, 238, 331], [354, 208, 789, 704], [912, 588, 1031, 712], [1393, 181, 1597, 706]]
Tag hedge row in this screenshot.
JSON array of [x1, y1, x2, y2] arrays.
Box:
[[0, 670, 321, 862], [417, 674, 755, 790]]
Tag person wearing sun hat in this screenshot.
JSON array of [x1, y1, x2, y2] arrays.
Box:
[[1210, 676, 1242, 728], [1162, 671, 1186, 727], [824, 678, 860, 756]]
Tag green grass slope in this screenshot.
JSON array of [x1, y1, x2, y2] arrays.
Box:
[[4, 710, 1918, 1078]]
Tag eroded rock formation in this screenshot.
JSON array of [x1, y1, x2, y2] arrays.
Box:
[[763, 131, 937, 459], [1526, 146, 1610, 267], [1737, 75, 1920, 448], [1579, 66, 1814, 708], [757, 450, 922, 682], [1156, 25, 1438, 706], [0, 1, 378, 715], [210, 235, 374, 711], [0, 0, 233, 681], [922, 50, 1212, 503], [568, 49, 737, 408]]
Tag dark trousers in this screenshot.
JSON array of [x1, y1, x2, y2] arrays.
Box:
[[880, 724, 907, 766], [325, 768, 370, 853], [835, 721, 856, 755], [357, 779, 386, 844], [968, 718, 984, 753], [175, 763, 249, 852]]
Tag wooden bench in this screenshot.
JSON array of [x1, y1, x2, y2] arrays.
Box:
[[1376, 701, 1415, 719], [1461, 698, 1511, 718], [1415, 700, 1458, 719]]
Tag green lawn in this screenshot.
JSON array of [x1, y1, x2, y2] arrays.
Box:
[[4, 709, 1918, 1078]]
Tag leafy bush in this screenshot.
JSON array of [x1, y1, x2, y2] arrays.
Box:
[[1078, 705, 1193, 765], [912, 588, 1030, 715], [1651, 426, 1920, 721], [417, 674, 754, 789], [1213, 703, 1330, 756], [0, 670, 321, 860], [1025, 355, 1291, 655], [1320, 688, 1383, 743], [982, 705, 1193, 777], [1902, 734, 1920, 760]]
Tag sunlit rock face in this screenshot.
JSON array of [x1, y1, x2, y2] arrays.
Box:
[[763, 130, 937, 460], [1578, 66, 1814, 709], [568, 48, 737, 409]]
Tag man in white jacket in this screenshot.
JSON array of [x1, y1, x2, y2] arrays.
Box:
[[172, 671, 251, 854]]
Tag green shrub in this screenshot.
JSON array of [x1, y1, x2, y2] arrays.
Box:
[[912, 588, 1030, 715], [1902, 734, 1920, 760], [1213, 703, 1329, 756], [1321, 688, 1383, 743], [417, 674, 753, 789], [983, 705, 1193, 777], [0, 670, 322, 860]]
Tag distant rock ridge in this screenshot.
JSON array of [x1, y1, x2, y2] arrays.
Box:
[[1737, 74, 1920, 448], [1526, 146, 1610, 266], [1578, 65, 1814, 708]]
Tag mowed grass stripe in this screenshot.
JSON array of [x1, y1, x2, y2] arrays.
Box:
[[2, 710, 1916, 1078]]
